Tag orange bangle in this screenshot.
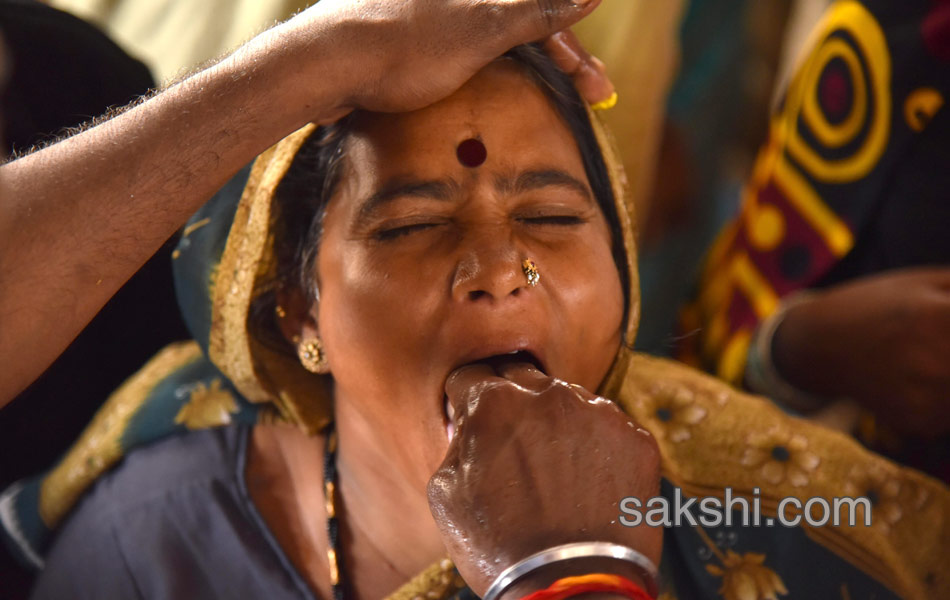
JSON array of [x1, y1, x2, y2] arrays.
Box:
[[520, 573, 654, 600]]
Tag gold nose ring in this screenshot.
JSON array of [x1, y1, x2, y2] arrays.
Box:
[[522, 259, 540, 287]]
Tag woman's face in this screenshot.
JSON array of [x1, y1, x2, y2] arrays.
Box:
[[313, 61, 625, 481]]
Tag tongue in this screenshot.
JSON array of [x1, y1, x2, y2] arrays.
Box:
[[474, 351, 543, 374]]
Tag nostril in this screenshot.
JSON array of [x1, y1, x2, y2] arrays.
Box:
[[468, 290, 488, 301]]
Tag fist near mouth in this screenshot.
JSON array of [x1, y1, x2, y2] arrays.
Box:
[[428, 363, 663, 597]]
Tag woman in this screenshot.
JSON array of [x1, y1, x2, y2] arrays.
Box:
[[5, 39, 948, 600]]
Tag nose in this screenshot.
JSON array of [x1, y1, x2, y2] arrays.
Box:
[[451, 231, 528, 303]]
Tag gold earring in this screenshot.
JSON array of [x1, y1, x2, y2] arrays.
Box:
[[522, 259, 540, 287], [297, 337, 329, 374]]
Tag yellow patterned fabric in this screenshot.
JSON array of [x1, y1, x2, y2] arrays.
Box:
[[209, 124, 333, 434], [608, 353, 949, 600]]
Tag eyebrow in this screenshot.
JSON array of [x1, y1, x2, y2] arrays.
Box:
[[495, 169, 593, 204], [357, 179, 461, 223], [356, 168, 593, 223]]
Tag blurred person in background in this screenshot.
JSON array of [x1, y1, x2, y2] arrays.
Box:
[[634, 0, 794, 356], [0, 1, 188, 594], [676, 0, 950, 482]]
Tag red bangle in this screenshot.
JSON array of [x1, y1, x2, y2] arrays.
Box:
[[519, 573, 655, 600]]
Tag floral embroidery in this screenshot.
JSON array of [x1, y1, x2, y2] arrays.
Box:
[[841, 464, 926, 532], [695, 526, 787, 600], [740, 428, 819, 487], [642, 383, 708, 442], [706, 550, 789, 600]]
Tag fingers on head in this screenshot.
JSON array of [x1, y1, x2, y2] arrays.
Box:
[[542, 28, 614, 104], [543, 31, 584, 73]]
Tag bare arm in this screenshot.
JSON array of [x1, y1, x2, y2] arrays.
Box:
[[0, 0, 605, 406]]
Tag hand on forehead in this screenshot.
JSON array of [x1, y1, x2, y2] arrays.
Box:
[[338, 61, 590, 205]]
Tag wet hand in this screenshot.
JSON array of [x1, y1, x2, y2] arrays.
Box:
[[428, 363, 661, 596]]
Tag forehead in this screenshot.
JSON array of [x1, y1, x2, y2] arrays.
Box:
[[341, 61, 585, 185]]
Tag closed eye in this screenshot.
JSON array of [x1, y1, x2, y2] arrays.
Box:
[[374, 222, 442, 241], [519, 215, 585, 226]]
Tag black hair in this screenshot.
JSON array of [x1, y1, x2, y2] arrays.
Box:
[[254, 43, 631, 350]]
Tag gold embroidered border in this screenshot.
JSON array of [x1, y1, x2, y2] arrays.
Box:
[[589, 108, 641, 350], [39, 341, 204, 527], [208, 124, 333, 433], [386, 558, 465, 600]]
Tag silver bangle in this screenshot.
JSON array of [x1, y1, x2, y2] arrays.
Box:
[[745, 291, 830, 412], [482, 541, 659, 600]]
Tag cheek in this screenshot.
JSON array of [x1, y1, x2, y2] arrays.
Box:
[[315, 237, 444, 392], [553, 231, 625, 388]]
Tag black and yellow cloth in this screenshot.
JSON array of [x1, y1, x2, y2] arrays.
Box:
[[2, 30, 949, 600], [677, 0, 950, 385]]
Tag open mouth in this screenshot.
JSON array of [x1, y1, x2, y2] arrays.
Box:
[[443, 350, 546, 442], [469, 350, 546, 374]]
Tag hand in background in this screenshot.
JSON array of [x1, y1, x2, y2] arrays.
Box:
[[774, 267, 950, 437]]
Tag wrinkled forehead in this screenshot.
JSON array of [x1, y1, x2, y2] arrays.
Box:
[[337, 61, 588, 195]]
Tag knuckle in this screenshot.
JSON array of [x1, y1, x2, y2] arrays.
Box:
[[469, 1, 507, 31], [533, 0, 578, 29], [536, 0, 559, 29], [475, 0, 572, 35], [426, 473, 449, 503], [427, 464, 462, 501], [475, 380, 516, 404], [461, 381, 524, 428], [548, 378, 578, 396]]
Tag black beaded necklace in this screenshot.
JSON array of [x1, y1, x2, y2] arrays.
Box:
[[322, 423, 469, 600], [323, 424, 345, 600]]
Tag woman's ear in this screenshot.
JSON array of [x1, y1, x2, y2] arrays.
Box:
[[276, 284, 329, 374], [275, 284, 319, 346]]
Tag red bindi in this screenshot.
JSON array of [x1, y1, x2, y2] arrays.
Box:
[[456, 138, 487, 168]]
